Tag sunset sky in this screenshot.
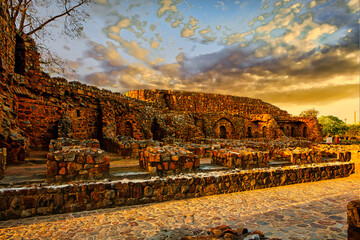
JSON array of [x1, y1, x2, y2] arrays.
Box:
[[48, 0, 359, 123]]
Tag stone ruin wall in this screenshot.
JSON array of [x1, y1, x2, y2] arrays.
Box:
[[0, 2, 322, 164], [126, 89, 290, 117]]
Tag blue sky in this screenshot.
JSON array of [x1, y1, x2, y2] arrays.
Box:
[[47, 0, 359, 123]]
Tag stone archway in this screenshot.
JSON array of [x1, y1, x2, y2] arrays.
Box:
[[220, 126, 226, 139], [213, 118, 235, 139]]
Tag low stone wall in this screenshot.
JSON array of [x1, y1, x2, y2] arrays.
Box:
[[0, 162, 354, 220], [212, 148, 271, 169], [139, 146, 200, 175], [0, 148, 6, 179], [47, 146, 110, 182], [347, 200, 360, 240], [212, 147, 352, 169]]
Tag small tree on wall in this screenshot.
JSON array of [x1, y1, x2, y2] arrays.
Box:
[[4, 0, 91, 75], [299, 108, 319, 118]]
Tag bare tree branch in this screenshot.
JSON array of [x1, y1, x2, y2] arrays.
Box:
[[11, 0, 25, 21], [27, 0, 87, 36]]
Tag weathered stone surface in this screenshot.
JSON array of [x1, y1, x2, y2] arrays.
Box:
[[348, 200, 360, 240]]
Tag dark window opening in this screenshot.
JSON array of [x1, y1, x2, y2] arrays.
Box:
[[76, 110, 80, 117], [124, 121, 133, 138], [303, 127, 307, 137], [262, 126, 266, 137], [15, 35, 26, 75], [220, 126, 226, 139], [163, 93, 172, 109], [247, 127, 252, 138], [291, 127, 295, 137], [151, 118, 163, 141]]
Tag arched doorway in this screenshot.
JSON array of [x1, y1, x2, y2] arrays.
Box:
[[291, 127, 295, 137], [124, 121, 133, 138], [213, 118, 235, 139], [247, 127, 252, 138], [220, 126, 226, 139], [303, 127, 307, 137], [151, 118, 163, 141], [262, 126, 266, 137]]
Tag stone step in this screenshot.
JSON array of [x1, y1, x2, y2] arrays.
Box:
[[110, 171, 150, 180], [199, 163, 229, 172], [268, 161, 292, 167], [0, 175, 47, 187], [322, 157, 339, 163]]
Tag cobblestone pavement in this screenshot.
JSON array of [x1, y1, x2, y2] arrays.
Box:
[[0, 175, 359, 240]]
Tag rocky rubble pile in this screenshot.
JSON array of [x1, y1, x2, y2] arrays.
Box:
[[149, 225, 279, 240]]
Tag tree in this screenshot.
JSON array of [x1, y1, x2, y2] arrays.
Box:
[[299, 108, 319, 118], [318, 115, 348, 136], [345, 124, 360, 137], [4, 0, 91, 75]]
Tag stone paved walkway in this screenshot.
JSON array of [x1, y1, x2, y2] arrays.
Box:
[[0, 175, 359, 240]]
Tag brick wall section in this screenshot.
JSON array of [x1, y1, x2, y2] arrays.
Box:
[[126, 89, 290, 117], [347, 200, 360, 240], [139, 146, 200, 175], [0, 162, 354, 220], [0, 148, 6, 179]]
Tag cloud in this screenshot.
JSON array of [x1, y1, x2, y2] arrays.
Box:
[[94, 0, 109, 6], [150, 40, 160, 49], [80, 0, 359, 109], [87, 41, 125, 68], [157, 0, 178, 17], [181, 17, 200, 38], [256, 84, 359, 105]]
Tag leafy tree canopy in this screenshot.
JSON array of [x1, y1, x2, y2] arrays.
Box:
[[345, 124, 360, 137], [318, 115, 348, 136]]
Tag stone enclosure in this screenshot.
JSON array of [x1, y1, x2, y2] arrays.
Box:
[[0, 1, 359, 225]]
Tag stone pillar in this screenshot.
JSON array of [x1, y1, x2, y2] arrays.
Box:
[[347, 200, 360, 240]]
